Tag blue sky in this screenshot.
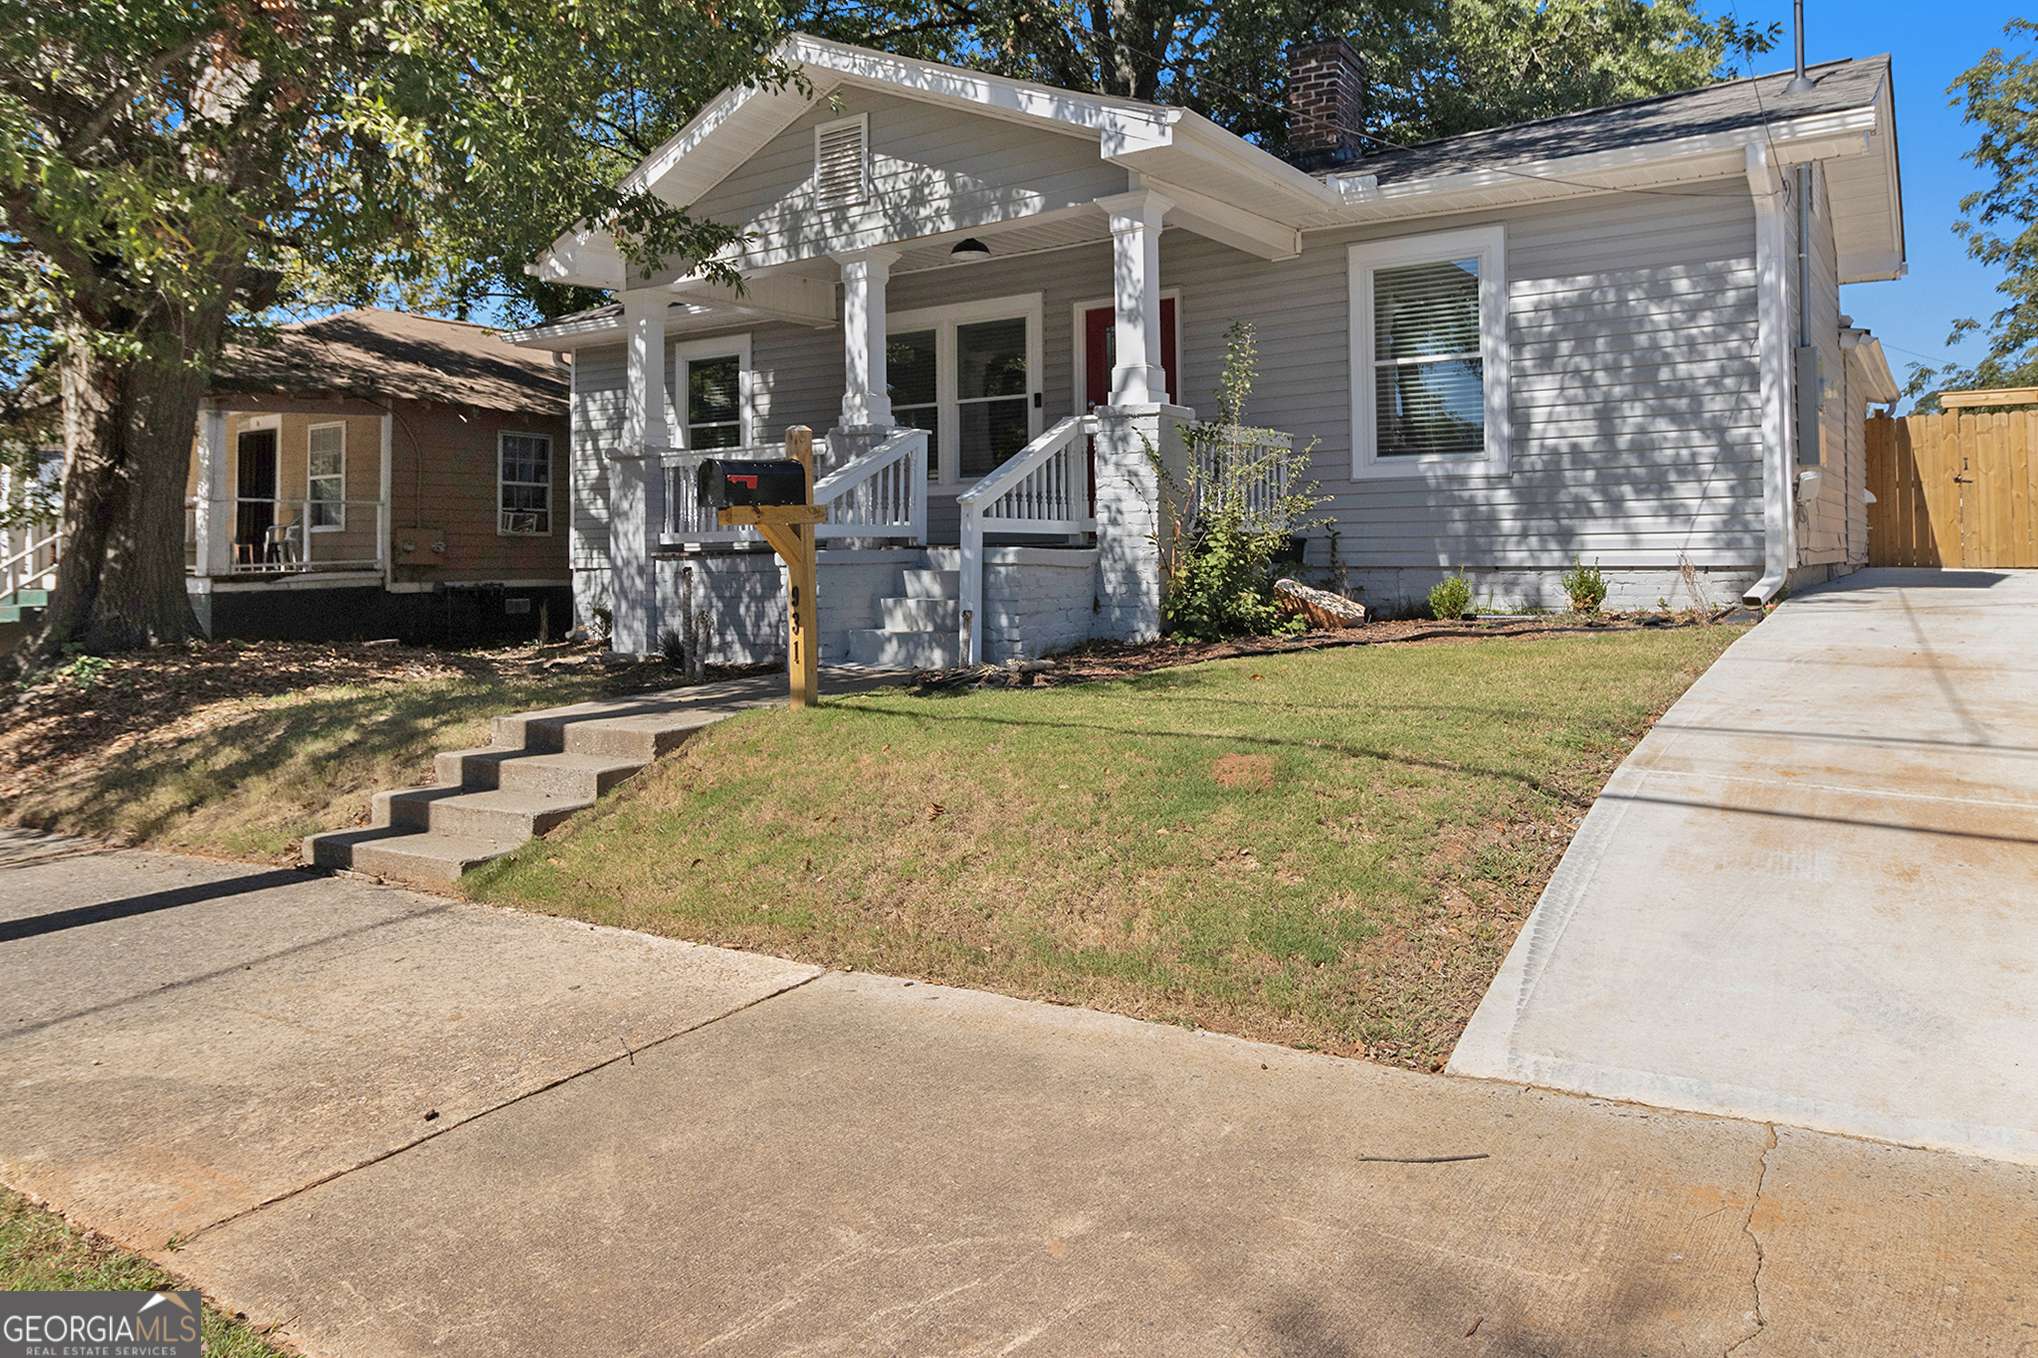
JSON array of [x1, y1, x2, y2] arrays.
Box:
[[1734, 1, 2017, 402]]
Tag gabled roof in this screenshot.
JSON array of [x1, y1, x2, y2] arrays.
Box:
[[518, 37, 1904, 341], [215, 309, 569, 415]]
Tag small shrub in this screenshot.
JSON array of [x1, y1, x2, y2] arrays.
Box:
[[1152, 321, 1326, 642], [658, 626, 688, 667], [1428, 573, 1472, 621], [1562, 559, 1609, 615]]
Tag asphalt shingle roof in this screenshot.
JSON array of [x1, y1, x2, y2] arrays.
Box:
[[1314, 56, 1890, 184], [214, 309, 570, 415]]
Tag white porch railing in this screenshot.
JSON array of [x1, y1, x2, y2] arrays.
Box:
[[1193, 425, 1295, 528], [954, 414, 1098, 664], [813, 428, 928, 543], [2, 520, 61, 598], [185, 496, 388, 575], [660, 442, 822, 547], [660, 431, 933, 548]]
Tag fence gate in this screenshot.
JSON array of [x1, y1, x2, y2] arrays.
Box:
[[1867, 411, 2038, 568]]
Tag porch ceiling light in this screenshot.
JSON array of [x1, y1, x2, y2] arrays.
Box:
[[950, 237, 991, 258]]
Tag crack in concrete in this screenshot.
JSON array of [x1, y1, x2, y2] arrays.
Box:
[[1724, 1123, 1778, 1357], [172, 968, 828, 1249]]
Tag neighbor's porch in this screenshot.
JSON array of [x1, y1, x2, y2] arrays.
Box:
[[184, 401, 391, 587]]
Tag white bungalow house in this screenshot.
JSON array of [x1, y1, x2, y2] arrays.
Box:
[[502, 34, 1905, 666]]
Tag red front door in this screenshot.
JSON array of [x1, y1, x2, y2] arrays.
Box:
[[1082, 300, 1177, 506], [1082, 298, 1178, 412]]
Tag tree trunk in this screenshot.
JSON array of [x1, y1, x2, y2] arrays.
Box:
[[31, 302, 232, 658]]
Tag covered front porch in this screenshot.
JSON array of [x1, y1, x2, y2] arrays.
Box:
[[184, 400, 392, 587]]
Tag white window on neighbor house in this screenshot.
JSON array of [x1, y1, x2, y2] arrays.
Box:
[[307, 422, 346, 529], [1348, 225, 1509, 478], [498, 431, 553, 535]]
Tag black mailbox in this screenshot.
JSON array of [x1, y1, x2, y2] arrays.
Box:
[[696, 458, 809, 510]]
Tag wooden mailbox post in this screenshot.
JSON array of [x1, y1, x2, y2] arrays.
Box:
[[715, 426, 822, 709]]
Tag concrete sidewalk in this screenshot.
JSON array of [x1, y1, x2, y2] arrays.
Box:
[[2, 832, 2033, 1356], [1452, 569, 2038, 1164]]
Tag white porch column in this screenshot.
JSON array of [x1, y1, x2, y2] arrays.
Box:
[[1097, 190, 1175, 406], [835, 246, 900, 428], [611, 286, 672, 655], [193, 402, 232, 578]]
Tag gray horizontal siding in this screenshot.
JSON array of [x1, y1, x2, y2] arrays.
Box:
[[688, 89, 1125, 269], [1159, 182, 1764, 569], [567, 177, 1768, 583]]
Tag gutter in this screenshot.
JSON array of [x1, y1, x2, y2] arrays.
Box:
[[1744, 142, 1794, 607]]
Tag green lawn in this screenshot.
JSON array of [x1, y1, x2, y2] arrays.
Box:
[[0, 1189, 290, 1357], [470, 625, 1743, 1068], [2, 644, 614, 861]]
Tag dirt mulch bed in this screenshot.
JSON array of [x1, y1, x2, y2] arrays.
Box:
[[918, 606, 1762, 691]]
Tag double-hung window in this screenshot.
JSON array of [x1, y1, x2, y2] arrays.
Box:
[[672, 337, 752, 451], [1348, 225, 1509, 477], [498, 432, 553, 535], [307, 422, 345, 529]]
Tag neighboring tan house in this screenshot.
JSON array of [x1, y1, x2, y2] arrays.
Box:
[[503, 34, 1906, 666], [186, 308, 572, 642]]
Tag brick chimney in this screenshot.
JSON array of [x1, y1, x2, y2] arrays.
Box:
[[1285, 37, 1366, 170]]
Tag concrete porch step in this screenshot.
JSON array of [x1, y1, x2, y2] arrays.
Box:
[[376, 785, 593, 846], [879, 596, 959, 631], [848, 628, 959, 669], [899, 569, 961, 601], [303, 827, 506, 887], [434, 747, 646, 801]]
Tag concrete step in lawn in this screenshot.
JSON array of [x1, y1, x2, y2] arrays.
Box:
[[304, 671, 907, 889]]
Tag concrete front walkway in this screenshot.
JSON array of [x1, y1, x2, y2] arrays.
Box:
[[3, 831, 2034, 1355], [1453, 568, 2038, 1164]]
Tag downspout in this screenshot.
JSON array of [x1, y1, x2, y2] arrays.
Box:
[[1744, 142, 1793, 607]]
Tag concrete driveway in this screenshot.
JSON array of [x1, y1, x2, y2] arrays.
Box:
[[1453, 568, 2038, 1163], [4, 831, 2035, 1355]]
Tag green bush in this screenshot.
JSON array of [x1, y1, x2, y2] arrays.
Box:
[[1164, 514, 1302, 641], [1428, 573, 1473, 621], [1562, 559, 1609, 615]]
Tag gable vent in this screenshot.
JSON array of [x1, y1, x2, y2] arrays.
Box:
[[814, 115, 869, 208]]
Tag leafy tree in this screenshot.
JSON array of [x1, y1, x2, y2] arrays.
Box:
[[793, 0, 1774, 149], [1904, 19, 2038, 409], [0, 0, 787, 657]]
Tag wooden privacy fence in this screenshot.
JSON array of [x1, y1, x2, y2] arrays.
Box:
[[1867, 411, 2038, 568]]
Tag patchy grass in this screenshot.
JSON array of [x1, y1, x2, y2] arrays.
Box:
[[0, 640, 639, 861], [0, 1188, 291, 1357], [470, 625, 1744, 1068]]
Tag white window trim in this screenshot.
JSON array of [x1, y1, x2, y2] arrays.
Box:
[[813, 112, 870, 207], [669, 333, 755, 451], [888, 291, 1044, 489], [1071, 288, 1183, 414], [497, 430, 555, 537], [1348, 224, 1510, 480], [306, 420, 347, 532]]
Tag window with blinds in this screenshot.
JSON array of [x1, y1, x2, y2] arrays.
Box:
[[1348, 226, 1509, 477], [814, 114, 869, 209]]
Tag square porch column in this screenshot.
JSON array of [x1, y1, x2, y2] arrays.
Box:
[[193, 402, 233, 578], [1096, 190, 1175, 406], [610, 286, 671, 655], [834, 246, 900, 431]]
